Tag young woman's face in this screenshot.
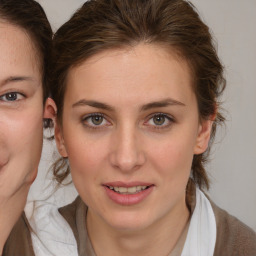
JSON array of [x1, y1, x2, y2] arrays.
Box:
[[56, 44, 212, 231], [0, 22, 45, 205]]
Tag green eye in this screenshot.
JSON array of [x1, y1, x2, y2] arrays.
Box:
[[153, 115, 166, 125], [91, 115, 104, 125], [82, 113, 110, 129], [145, 113, 174, 129]]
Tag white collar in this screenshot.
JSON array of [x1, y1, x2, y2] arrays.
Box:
[[181, 188, 217, 256]]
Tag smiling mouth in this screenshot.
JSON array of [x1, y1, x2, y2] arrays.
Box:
[[106, 185, 150, 194], [103, 183, 154, 205]]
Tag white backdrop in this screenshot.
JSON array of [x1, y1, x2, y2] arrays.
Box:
[[30, 0, 256, 231]]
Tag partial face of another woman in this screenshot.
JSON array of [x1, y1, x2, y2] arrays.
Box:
[[0, 22, 44, 204], [56, 44, 212, 231]]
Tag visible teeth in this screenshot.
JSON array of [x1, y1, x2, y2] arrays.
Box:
[[137, 186, 147, 191], [110, 185, 148, 194], [127, 187, 137, 193], [119, 187, 127, 193], [113, 187, 120, 192]]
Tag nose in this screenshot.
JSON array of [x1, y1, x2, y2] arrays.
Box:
[[109, 125, 146, 172]]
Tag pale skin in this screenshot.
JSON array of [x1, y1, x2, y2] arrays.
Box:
[[0, 22, 50, 253], [49, 43, 214, 256]]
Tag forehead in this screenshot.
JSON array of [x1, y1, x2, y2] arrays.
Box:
[[66, 44, 195, 106], [0, 21, 41, 78]]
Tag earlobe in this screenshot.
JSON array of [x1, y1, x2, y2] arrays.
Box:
[[194, 118, 214, 155]]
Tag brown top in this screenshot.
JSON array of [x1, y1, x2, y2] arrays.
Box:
[[2, 212, 35, 256], [211, 200, 256, 256]]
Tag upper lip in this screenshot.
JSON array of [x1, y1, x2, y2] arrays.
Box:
[[103, 181, 153, 187]]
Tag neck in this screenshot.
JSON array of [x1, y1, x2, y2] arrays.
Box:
[[0, 186, 29, 253], [87, 195, 190, 256]]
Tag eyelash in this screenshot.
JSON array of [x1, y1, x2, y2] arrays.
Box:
[[0, 91, 25, 102], [81, 112, 175, 130], [145, 113, 175, 130], [81, 113, 111, 130]]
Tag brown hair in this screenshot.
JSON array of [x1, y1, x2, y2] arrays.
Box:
[[51, 0, 226, 189], [0, 0, 53, 106]]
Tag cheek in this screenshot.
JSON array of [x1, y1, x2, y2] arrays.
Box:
[[0, 106, 43, 196], [15, 110, 43, 151], [13, 112, 43, 178], [0, 108, 42, 150], [147, 132, 196, 180], [148, 138, 194, 206], [15, 111, 43, 183], [65, 138, 104, 205], [65, 134, 106, 179]]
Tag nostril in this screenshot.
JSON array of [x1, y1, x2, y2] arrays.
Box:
[[109, 152, 146, 172]]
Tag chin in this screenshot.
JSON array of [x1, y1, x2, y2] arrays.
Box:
[[103, 210, 154, 232]]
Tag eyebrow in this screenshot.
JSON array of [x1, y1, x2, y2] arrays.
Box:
[[72, 99, 114, 111], [72, 98, 185, 112], [140, 98, 186, 111], [0, 76, 35, 86]]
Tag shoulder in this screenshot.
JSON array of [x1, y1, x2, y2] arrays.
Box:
[[58, 196, 85, 244], [58, 195, 84, 225], [3, 212, 35, 256], [210, 200, 256, 256], [59, 195, 83, 219]]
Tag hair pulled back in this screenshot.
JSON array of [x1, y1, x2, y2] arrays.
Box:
[[52, 0, 226, 189]]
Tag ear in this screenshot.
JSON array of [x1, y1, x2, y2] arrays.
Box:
[[43, 98, 68, 158], [55, 120, 68, 158], [43, 97, 57, 119], [193, 115, 215, 155]]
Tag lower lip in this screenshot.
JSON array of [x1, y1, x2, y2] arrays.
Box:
[[104, 186, 154, 206]]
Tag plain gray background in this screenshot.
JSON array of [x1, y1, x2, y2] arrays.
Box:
[[30, 0, 256, 231]]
